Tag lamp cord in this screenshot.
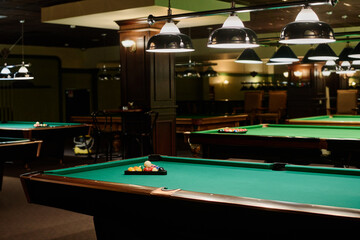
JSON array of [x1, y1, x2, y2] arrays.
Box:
[[167, 0, 172, 20], [20, 20, 25, 63]]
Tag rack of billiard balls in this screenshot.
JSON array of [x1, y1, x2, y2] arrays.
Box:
[[33, 122, 48, 127], [218, 128, 247, 133], [125, 160, 167, 175]]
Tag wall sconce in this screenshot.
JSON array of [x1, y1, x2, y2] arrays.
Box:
[[294, 71, 302, 78], [283, 71, 289, 78], [121, 40, 137, 52]]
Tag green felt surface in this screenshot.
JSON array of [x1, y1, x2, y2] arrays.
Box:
[[293, 115, 360, 122], [194, 124, 360, 139], [0, 121, 82, 129], [45, 156, 360, 210]]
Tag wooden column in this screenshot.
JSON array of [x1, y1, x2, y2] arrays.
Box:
[[116, 20, 176, 156], [286, 63, 327, 118]]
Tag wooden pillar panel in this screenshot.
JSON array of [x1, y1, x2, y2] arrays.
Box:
[[117, 20, 176, 156]]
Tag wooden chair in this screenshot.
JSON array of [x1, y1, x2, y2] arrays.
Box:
[[333, 89, 358, 115], [233, 91, 263, 125], [91, 111, 120, 162], [257, 91, 287, 124], [121, 111, 158, 159]]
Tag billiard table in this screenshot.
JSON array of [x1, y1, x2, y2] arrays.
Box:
[[0, 137, 42, 191], [0, 121, 89, 162], [176, 114, 248, 133], [21, 155, 360, 238], [190, 124, 360, 166], [287, 115, 360, 126]]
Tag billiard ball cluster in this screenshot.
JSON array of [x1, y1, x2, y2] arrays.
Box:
[[34, 121, 48, 127], [218, 128, 247, 133], [127, 160, 165, 172]]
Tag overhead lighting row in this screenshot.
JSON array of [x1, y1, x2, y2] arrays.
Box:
[[145, 1, 336, 53]]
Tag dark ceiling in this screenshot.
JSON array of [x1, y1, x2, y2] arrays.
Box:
[[0, 0, 358, 49], [0, 0, 118, 49]]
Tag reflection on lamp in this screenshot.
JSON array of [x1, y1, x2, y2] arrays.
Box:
[[279, 7, 335, 44]]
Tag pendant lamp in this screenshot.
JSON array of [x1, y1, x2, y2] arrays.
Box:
[[349, 42, 360, 59], [351, 60, 360, 71], [203, 67, 218, 77], [14, 20, 34, 80], [321, 60, 336, 76], [146, 1, 194, 53], [308, 44, 338, 61], [279, 7, 335, 44], [235, 49, 262, 64], [208, 14, 259, 49], [0, 63, 13, 79], [270, 45, 298, 62], [266, 60, 292, 66], [147, 21, 194, 53]]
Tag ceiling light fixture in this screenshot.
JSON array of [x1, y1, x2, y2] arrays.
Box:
[[337, 42, 353, 62], [351, 60, 360, 71], [270, 45, 299, 62], [349, 42, 360, 59], [203, 66, 218, 77], [266, 60, 292, 65], [321, 60, 336, 76], [14, 20, 33, 80], [279, 6, 335, 44], [235, 48, 262, 64], [208, 2, 259, 49], [336, 61, 356, 74], [146, 0, 194, 53], [0, 63, 13, 79], [308, 44, 338, 61]]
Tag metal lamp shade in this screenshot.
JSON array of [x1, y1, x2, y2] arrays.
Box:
[[352, 60, 360, 71], [203, 67, 218, 77], [270, 45, 298, 62], [0, 67, 13, 79], [349, 42, 360, 59], [182, 67, 200, 78], [301, 48, 316, 63], [279, 21, 335, 44], [235, 48, 262, 64], [338, 46, 354, 62], [208, 27, 259, 49], [308, 44, 338, 61], [14, 65, 34, 80], [147, 33, 194, 53]]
